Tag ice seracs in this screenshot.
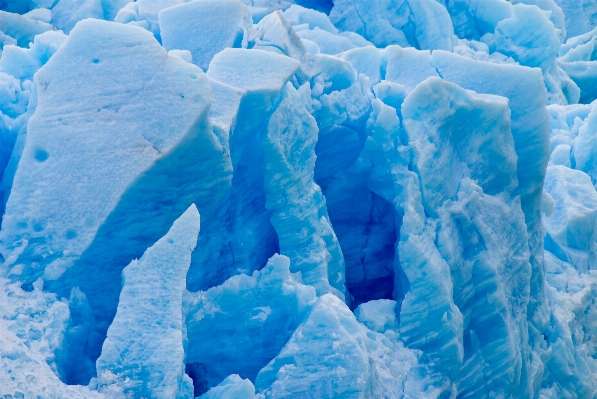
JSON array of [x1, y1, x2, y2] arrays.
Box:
[[1, 0, 597, 397], [0, 18, 231, 382], [96, 205, 200, 399]]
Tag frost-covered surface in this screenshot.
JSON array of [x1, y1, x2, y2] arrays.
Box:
[[1, 0, 597, 398]]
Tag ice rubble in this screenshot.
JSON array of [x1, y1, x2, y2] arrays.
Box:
[[1, 0, 597, 398]]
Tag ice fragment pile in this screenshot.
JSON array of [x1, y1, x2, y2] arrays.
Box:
[[2, 0, 597, 398]]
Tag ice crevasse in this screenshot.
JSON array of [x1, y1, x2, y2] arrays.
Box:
[[2, 0, 597, 398]]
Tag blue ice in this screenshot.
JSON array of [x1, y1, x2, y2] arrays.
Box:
[[0, 0, 597, 398]]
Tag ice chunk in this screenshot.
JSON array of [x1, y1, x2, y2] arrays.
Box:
[[283, 5, 338, 34], [0, 19, 231, 372], [445, 0, 513, 41], [382, 46, 438, 93], [159, 0, 252, 70], [432, 50, 549, 309], [403, 77, 517, 214], [255, 294, 375, 398], [543, 165, 597, 272], [488, 4, 560, 71], [208, 78, 245, 149], [200, 375, 255, 399], [337, 46, 381, 86], [549, 143, 572, 167], [24, 8, 52, 24], [553, 0, 597, 39], [354, 299, 398, 333], [96, 205, 200, 398], [397, 76, 535, 395], [263, 82, 346, 299], [541, 251, 597, 398], [206, 48, 300, 134], [0, 278, 102, 398], [0, 31, 67, 81], [303, 53, 357, 95], [0, 317, 102, 398], [512, 0, 566, 41], [330, 0, 454, 51], [51, 0, 129, 32], [558, 28, 597, 103], [573, 106, 597, 183], [185, 255, 316, 393], [0, 10, 54, 48], [407, 0, 455, 51], [296, 28, 371, 55], [51, 0, 104, 33], [114, 0, 182, 43], [188, 48, 299, 291], [254, 11, 306, 60]]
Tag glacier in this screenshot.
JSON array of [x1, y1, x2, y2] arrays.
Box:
[[1, 0, 597, 398]]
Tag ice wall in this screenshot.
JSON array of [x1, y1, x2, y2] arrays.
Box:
[[1, 0, 597, 398]]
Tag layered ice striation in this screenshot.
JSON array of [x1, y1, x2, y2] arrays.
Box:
[[2, 0, 597, 398]]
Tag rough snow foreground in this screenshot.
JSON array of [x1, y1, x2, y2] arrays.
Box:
[[1, 0, 597, 398]]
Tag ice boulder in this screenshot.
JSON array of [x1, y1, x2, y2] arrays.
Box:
[[96, 205, 200, 399], [355, 300, 427, 399], [185, 255, 316, 394], [206, 48, 300, 136], [0, 18, 231, 368], [486, 3, 560, 71], [0, 270, 125, 397], [159, 0, 252, 71], [382, 46, 438, 93]]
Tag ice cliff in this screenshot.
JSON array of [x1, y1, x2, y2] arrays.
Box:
[[1, 0, 597, 398]]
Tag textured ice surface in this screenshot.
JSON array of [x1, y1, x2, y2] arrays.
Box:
[[2, 0, 597, 398], [159, 0, 252, 71], [0, 18, 231, 384], [185, 254, 315, 395], [96, 205, 199, 398]]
